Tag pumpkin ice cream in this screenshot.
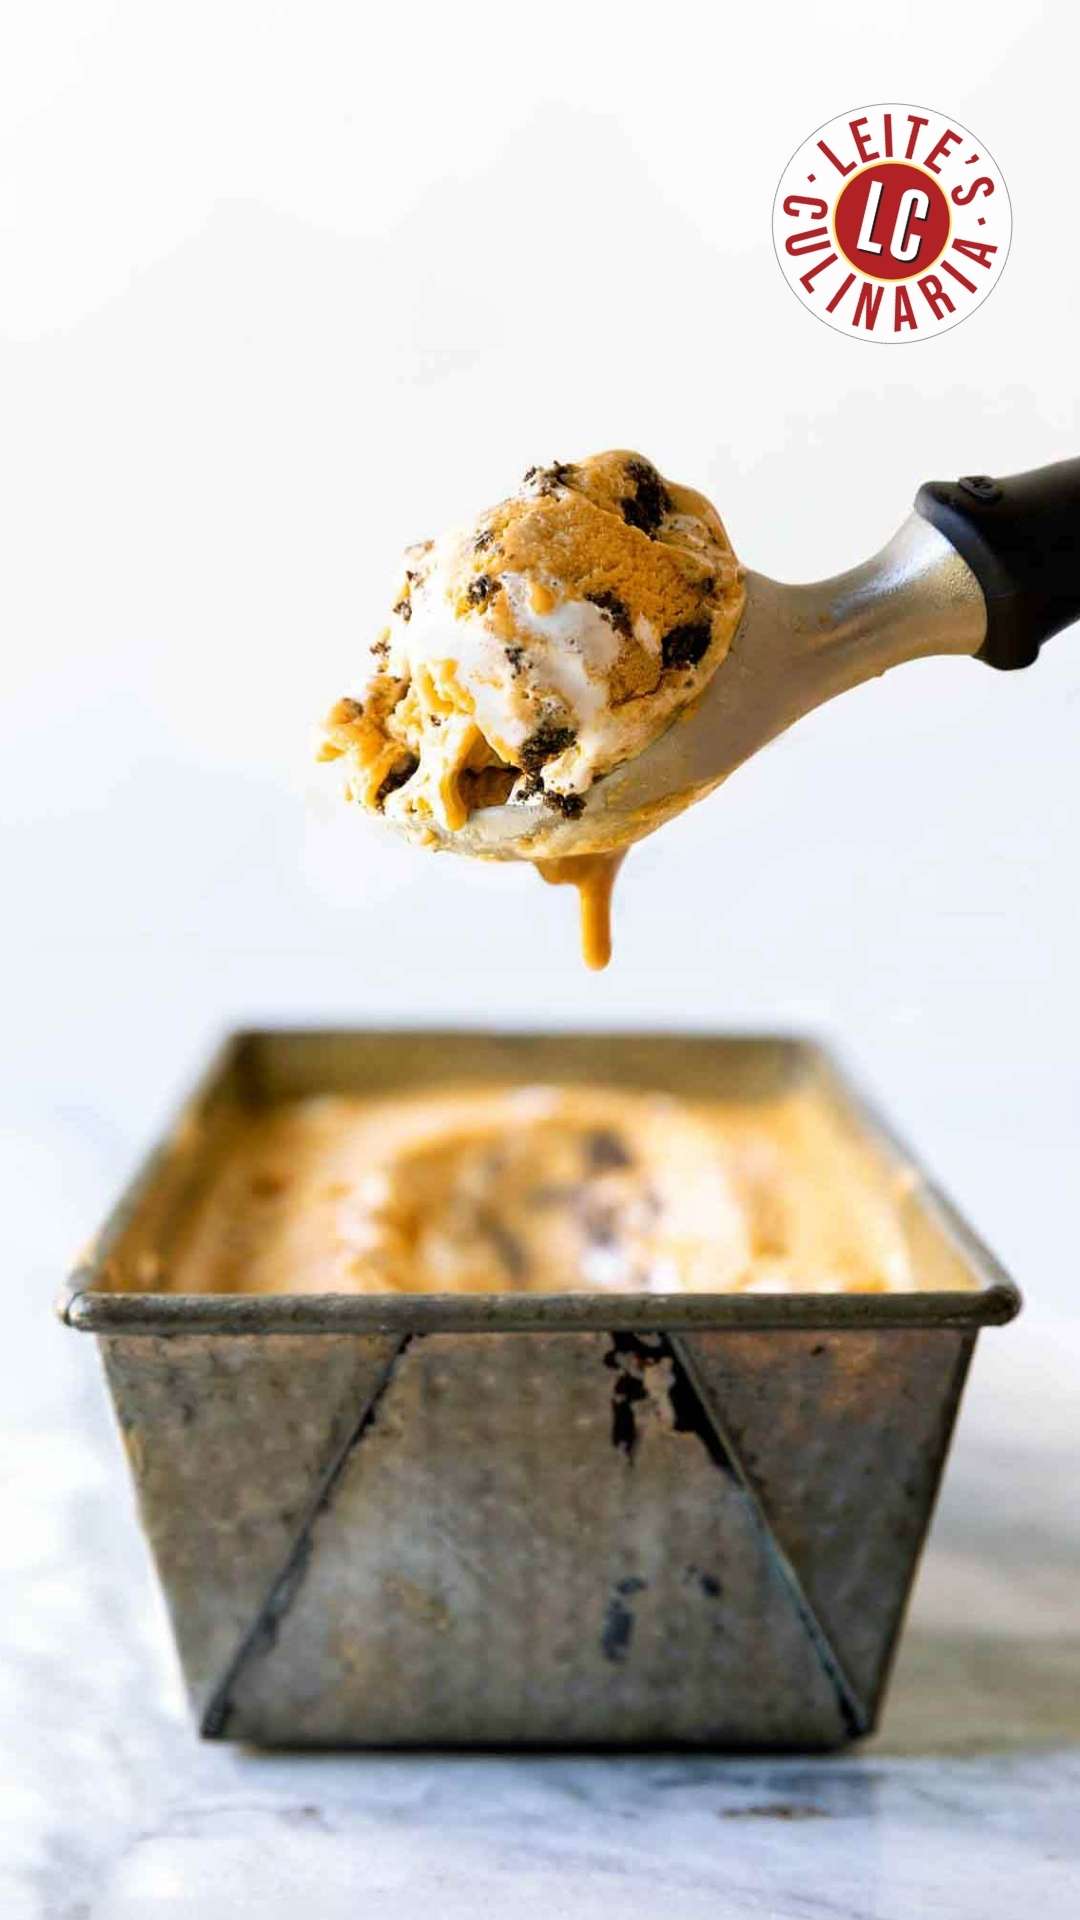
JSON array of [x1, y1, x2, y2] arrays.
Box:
[[164, 1084, 917, 1298], [319, 452, 745, 963]]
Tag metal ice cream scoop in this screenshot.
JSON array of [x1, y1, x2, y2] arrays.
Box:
[[431, 459, 1080, 861]]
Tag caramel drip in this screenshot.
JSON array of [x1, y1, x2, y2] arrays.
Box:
[[535, 852, 626, 971]]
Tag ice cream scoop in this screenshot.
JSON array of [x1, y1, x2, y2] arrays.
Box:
[[397, 459, 1080, 860], [322, 456, 1080, 963]]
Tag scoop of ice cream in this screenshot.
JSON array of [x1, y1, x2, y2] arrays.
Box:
[[319, 452, 745, 842]]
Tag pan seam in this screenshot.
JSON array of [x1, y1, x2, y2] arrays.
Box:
[[667, 1331, 870, 1739], [200, 1331, 412, 1739]]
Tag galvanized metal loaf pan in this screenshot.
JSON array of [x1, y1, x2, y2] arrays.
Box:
[[61, 1030, 1021, 1749]]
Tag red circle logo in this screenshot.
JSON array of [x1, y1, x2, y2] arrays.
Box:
[[833, 161, 950, 280], [773, 104, 1011, 342]]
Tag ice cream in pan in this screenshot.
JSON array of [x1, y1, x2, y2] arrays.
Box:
[[166, 1083, 916, 1298], [321, 451, 1080, 964]]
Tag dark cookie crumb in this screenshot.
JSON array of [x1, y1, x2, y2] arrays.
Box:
[[520, 722, 577, 771], [586, 1128, 634, 1172], [581, 1201, 618, 1247], [621, 457, 671, 537], [475, 1207, 528, 1281], [661, 619, 712, 670], [514, 765, 542, 796], [505, 643, 525, 672], [466, 573, 500, 608], [474, 527, 496, 552], [374, 753, 419, 808], [586, 589, 633, 639], [391, 595, 412, 622], [523, 460, 577, 496], [543, 789, 586, 819], [371, 637, 389, 660]]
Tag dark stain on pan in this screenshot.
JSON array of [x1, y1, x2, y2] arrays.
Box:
[[602, 1332, 736, 1477], [601, 1576, 647, 1663]]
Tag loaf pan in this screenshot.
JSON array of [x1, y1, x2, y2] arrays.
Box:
[[60, 1029, 1020, 1748]]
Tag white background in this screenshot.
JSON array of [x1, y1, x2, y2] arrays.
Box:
[[3, 0, 1078, 1326]]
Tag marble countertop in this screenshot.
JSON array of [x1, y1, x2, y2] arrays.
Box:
[[6, 1230, 1079, 1916]]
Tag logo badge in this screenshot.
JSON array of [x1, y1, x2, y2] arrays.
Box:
[[773, 104, 1011, 342]]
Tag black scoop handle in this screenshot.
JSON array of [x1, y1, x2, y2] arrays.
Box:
[[915, 459, 1080, 670]]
